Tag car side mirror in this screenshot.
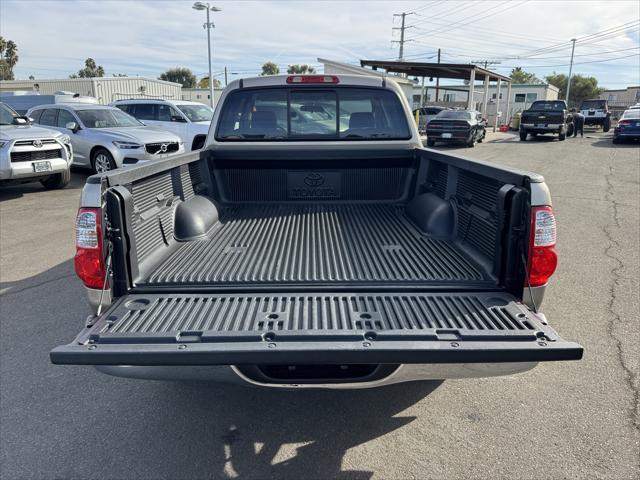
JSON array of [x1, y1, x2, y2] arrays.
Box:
[[66, 121, 80, 133], [171, 115, 187, 123], [13, 116, 30, 125]]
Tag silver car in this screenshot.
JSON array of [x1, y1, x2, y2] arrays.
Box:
[[26, 104, 184, 173]]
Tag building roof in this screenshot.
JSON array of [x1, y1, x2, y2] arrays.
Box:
[[360, 60, 511, 83], [318, 58, 414, 85], [0, 77, 182, 87]]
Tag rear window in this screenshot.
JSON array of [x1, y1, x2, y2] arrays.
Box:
[[215, 87, 411, 141], [530, 101, 566, 111], [436, 110, 472, 120], [622, 109, 640, 119], [580, 100, 606, 110]]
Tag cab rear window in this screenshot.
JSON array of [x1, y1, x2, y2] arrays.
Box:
[[215, 87, 411, 141]]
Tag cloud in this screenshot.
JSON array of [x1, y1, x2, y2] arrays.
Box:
[[1, 0, 638, 88]]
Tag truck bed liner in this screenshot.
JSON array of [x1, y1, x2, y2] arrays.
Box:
[[141, 204, 490, 287]]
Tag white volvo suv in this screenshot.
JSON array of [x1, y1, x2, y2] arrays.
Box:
[[111, 99, 213, 151]]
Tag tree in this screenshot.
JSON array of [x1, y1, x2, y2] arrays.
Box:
[[0, 36, 19, 80], [159, 67, 196, 88], [70, 58, 105, 78], [261, 62, 280, 76], [509, 67, 542, 84], [287, 64, 316, 74], [545, 72, 604, 106], [198, 77, 222, 89]]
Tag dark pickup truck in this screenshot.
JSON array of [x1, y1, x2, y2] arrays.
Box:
[[51, 74, 582, 388], [520, 100, 574, 141]]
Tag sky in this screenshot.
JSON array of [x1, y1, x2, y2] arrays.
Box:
[[1, 0, 639, 89]]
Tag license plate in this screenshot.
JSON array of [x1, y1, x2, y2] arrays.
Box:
[[441, 133, 452, 138], [636, 122, 640, 127], [33, 161, 52, 173], [536, 124, 546, 128]]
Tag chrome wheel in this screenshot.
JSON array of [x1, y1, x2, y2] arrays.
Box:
[[94, 153, 112, 173]]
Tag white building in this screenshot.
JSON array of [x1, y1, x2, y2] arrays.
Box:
[[318, 58, 416, 105], [181, 87, 224, 106], [414, 83, 559, 119], [0, 77, 182, 104]]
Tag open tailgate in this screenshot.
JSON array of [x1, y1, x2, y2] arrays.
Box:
[[51, 292, 583, 365]]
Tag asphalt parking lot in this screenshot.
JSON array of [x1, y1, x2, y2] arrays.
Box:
[[1, 130, 638, 480]]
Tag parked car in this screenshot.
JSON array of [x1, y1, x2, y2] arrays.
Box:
[[0, 102, 72, 189], [112, 99, 213, 151], [579, 99, 611, 132], [627, 103, 640, 110], [425, 109, 486, 147], [520, 100, 574, 141], [413, 106, 450, 134], [613, 108, 640, 144], [0, 91, 97, 115], [51, 74, 582, 388], [27, 104, 184, 173]]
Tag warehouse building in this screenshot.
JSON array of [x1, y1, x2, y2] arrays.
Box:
[[0, 77, 182, 104]]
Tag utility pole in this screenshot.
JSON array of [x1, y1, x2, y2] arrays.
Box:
[[565, 38, 577, 105], [435, 48, 441, 102], [392, 12, 415, 61]]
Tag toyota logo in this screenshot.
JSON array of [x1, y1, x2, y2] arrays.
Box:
[[160, 143, 168, 153], [304, 173, 325, 187], [32, 139, 43, 148]]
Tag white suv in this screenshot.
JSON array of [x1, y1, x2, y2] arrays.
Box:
[[111, 99, 212, 151]]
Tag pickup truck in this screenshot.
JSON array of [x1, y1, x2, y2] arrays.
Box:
[[520, 100, 574, 141], [51, 74, 583, 388]]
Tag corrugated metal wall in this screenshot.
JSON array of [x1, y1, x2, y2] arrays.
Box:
[[94, 78, 181, 103], [0, 78, 181, 104]]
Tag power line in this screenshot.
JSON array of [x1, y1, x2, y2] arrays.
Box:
[[392, 11, 416, 61]]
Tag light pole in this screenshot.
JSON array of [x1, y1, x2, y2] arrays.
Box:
[[566, 38, 576, 105], [193, 2, 221, 108]]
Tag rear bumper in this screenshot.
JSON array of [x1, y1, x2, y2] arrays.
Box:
[[94, 362, 538, 388], [583, 116, 607, 125], [426, 130, 471, 142], [520, 123, 564, 133]]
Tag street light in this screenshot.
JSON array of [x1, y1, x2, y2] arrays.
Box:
[[192, 2, 221, 108]]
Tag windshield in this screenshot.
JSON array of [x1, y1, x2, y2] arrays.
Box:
[[436, 110, 472, 120], [0, 103, 19, 125], [77, 109, 142, 128], [176, 104, 214, 122], [580, 100, 606, 110], [216, 87, 411, 141], [530, 101, 566, 111]]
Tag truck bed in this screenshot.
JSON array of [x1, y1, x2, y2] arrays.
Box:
[[140, 204, 490, 287]]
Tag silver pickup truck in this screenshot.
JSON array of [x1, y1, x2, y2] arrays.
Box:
[[0, 102, 72, 189], [51, 74, 582, 388]]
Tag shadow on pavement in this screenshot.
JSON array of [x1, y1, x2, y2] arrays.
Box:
[[588, 137, 640, 149], [0, 170, 89, 202], [1, 259, 443, 480]]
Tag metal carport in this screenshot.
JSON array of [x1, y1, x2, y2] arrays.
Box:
[[360, 60, 512, 131]]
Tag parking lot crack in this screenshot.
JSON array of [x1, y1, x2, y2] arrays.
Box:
[[602, 148, 639, 435], [0, 273, 75, 297]]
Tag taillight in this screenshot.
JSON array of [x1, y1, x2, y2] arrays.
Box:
[[527, 206, 558, 287], [74, 208, 106, 289], [618, 120, 631, 126], [286, 75, 339, 84]]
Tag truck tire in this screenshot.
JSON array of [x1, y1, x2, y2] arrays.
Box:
[[603, 117, 611, 132], [558, 131, 566, 141], [41, 169, 71, 190], [566, 123, 574, 137], [519, 130, 527, 141], [91, 148, 115, 174], [426, 138, 435, 147], [467, 136, 476, 148]]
